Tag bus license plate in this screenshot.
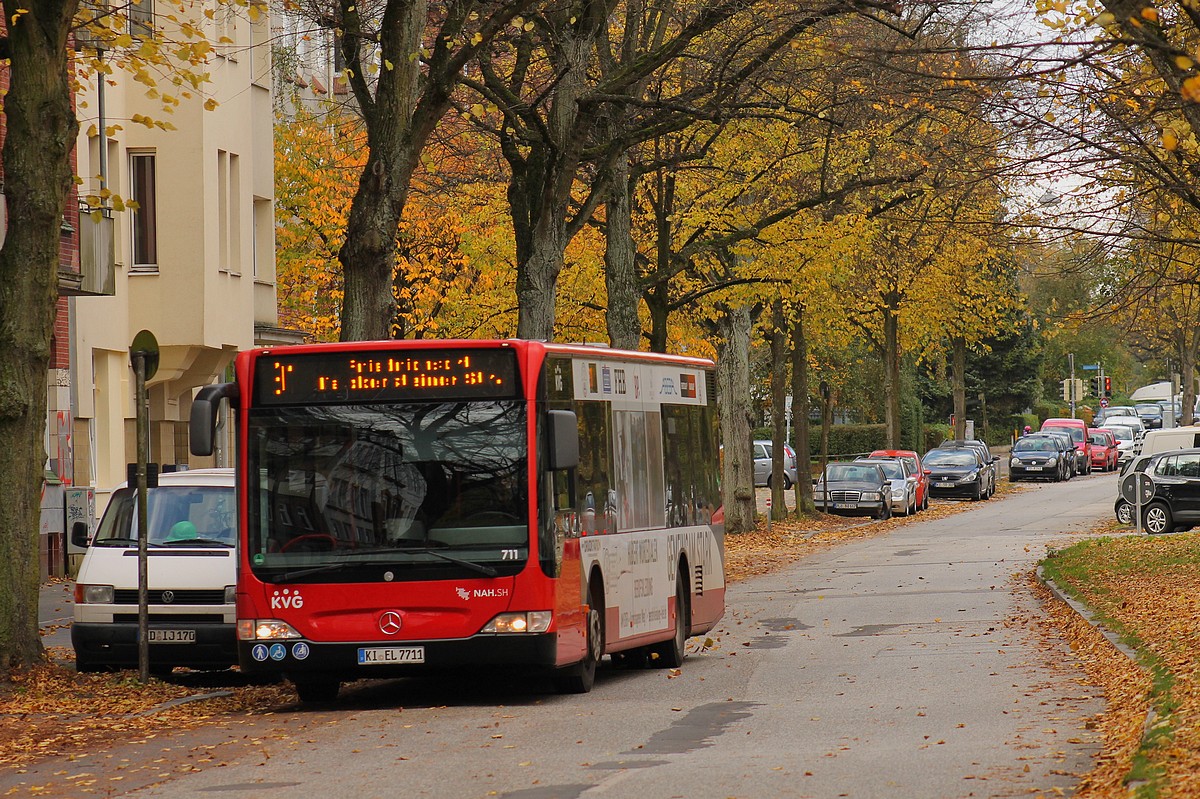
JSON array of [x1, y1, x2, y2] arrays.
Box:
[[358, 647, 425, 665], [148, 629, 195, 643]]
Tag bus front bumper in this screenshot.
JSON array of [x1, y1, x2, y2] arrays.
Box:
[[238, 633, 560, 677]]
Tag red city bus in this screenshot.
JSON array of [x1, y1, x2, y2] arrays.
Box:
[[189, 340, 724, 702]]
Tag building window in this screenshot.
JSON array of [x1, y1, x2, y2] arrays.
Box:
[[130, 152, 157, 271], [130, 0, 153, 37]]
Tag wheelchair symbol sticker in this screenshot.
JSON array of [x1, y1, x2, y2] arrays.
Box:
[[269, 643, 287, 661], [292, 642, 310, 660]]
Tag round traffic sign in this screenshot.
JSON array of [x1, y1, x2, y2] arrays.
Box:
[[1100, 397, 1109, 408], [1119, 471, 1154, 505]]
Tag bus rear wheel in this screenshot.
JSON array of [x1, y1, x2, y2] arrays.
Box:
[[555, 583, 603, 693], [651, 572, 690, 669], [293, 677, 340, 703]]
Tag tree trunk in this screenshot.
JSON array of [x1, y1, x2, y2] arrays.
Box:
[[0, 0, 79, 670], [952, 336, 967, 439], [339, 157, 413, 341], [510, 30, 593, 342], [882, 307, 902, 448], [769, 300, 788, 520], [791, 310, 815, 514], [1180, 329, 1199, 426], [716, 305, 756, 534], [604, 151, 641, 350]]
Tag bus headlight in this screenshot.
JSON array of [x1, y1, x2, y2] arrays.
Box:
[[75, 584, 114, 604], [482, 612, 552, 634], [239, 619, 302, 641]]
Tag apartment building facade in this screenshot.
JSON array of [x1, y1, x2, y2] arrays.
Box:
[[58, 1, 299, 569]]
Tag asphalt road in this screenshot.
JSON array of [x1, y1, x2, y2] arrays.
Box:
[[14, 471, 1119, 798]]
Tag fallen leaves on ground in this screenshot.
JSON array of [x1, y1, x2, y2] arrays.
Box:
[[1039, 529, 1200, 796], [0, 663, 290, 769]]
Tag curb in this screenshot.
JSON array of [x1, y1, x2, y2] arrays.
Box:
[[133, 690, 234, 717], [1035, 565, 1140, 662], [1036, 564, 1160, 785]]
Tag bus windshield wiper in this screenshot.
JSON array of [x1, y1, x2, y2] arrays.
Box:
[[271, 546, 498, 581], [273, 561, 359, 582], [405, 546, 498, 577]]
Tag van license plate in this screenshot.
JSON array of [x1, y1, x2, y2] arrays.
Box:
[[358, 647, 425, 665], [148, 629, 195, 643]]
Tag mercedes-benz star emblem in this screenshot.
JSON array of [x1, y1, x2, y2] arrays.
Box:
[[161, 590, 175, 604], [379, 611, 402, 635]]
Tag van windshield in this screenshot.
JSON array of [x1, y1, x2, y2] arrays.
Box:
[[93, 486, 235, 547]]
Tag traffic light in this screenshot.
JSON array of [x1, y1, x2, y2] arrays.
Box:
[[1104, 376, 1112, 397], [1093, 376, 1102, 396]]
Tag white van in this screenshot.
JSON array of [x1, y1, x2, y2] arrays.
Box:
[[71, 468, 237, 674], [1136, 426, 1200, 459]]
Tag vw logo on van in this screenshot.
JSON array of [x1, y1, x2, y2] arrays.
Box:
[[379, 611, 402, 635], [161, 590, 175, 604]]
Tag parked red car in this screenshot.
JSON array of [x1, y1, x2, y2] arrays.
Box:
[[1088, 428, 1119, 472], [869, 449, 928, 511]]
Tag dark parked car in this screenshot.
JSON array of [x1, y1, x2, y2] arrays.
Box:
[[1041, 430, 1080, 476], [813, 462, 891, 519], [924, 446, 990, 500], [1113, 448, 1200, 533], [1009, 434, 1073, 482], [1136, 403, 1164, 430], [938, 439, 998, 497]]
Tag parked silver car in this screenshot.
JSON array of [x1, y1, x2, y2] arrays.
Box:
[[753, 440, 798, 489], [855, 457, 918, 515]]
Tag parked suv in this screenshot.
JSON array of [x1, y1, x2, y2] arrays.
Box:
[[753, 440, 798, 489], [1114, 448, 1200, 534], [938, 439, 999, 498]]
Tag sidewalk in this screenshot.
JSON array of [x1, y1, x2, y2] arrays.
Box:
[[38, 581, 74, 651]]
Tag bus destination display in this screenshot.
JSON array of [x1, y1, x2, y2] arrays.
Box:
[[254, 348, 519, 404]]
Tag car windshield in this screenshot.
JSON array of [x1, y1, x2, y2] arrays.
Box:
[[1044, 425, 1084, 443], [1136, 404, 1161, 416], [247, 401, 528, 578], [826, 464, 880, 483], [861, 460, 902, 479], [1089, 434, 1108, 445], [93, 485, 235, 547], [923, 450, 977, 467], [1014, 438, 1055, 453], [1106, 427, 1134, 441]]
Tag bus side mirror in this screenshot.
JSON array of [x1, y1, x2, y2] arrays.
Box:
[[190, 382, 239, 456], [547, 410, 579, 471], [71, 520, 90, 549]]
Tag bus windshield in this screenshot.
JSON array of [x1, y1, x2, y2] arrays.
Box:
[[246, 400, 527, 577]]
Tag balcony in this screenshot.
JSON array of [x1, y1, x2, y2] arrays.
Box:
[[60, 202, 115, 297]]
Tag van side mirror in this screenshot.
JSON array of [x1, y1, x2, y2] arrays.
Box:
[[546, 410, 579, 471], [71, 520, 90, 548]]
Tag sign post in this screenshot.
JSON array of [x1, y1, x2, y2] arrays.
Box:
[[129, 330, 159, 683]]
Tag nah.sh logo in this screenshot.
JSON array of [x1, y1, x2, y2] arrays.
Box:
[[270, 588, 304, 609]]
